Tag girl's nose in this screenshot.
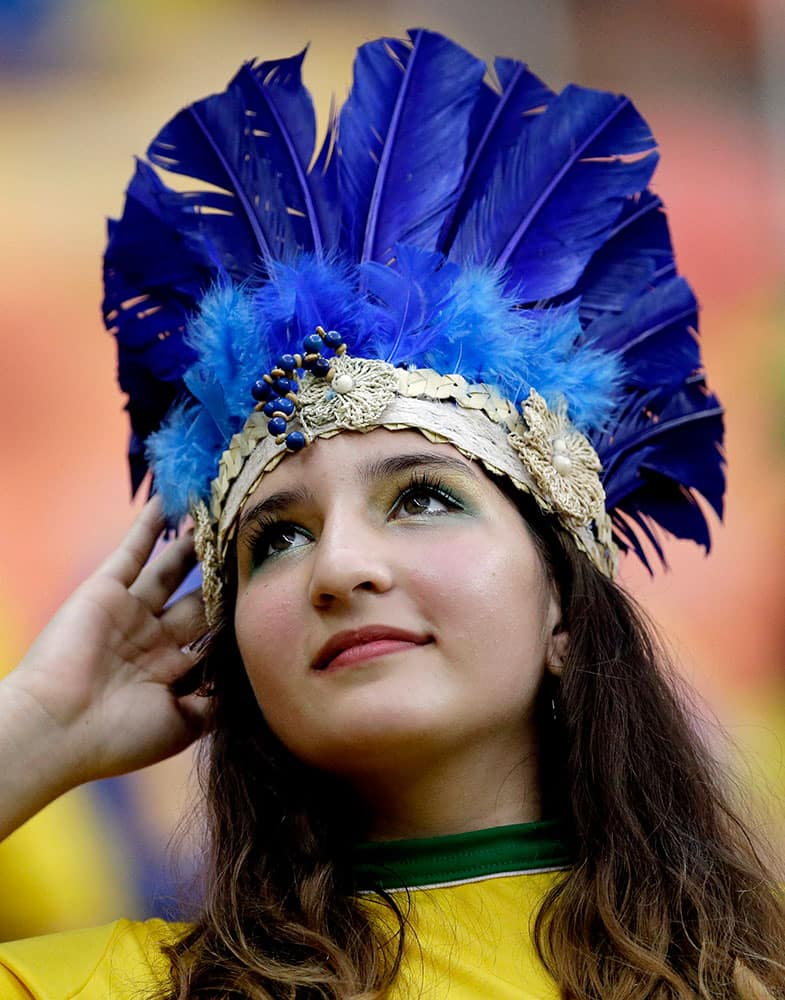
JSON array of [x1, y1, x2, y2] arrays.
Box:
[[307, 516, 395, 608]]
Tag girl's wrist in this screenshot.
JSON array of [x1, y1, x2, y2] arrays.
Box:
[[0, 674, 85, 840]]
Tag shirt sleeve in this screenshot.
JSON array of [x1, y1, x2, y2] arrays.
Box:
[[0, 918, 186, 999]]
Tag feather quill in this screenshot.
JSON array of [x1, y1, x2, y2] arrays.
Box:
[[232, 53, 339, 255], [450, 85, 659, 300], [596, 384, 724, 561], [576, 190, 676, 323], [338, 30, 485, 263], [440, 58, 554, 250]]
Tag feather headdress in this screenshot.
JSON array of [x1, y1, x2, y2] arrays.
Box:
[[104, 29, 724, 608]]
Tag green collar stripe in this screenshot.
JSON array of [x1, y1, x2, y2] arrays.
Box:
[[352, 819, 572, 891]]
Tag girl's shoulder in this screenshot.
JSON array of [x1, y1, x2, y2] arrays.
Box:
[[0, 918, 186, 999]]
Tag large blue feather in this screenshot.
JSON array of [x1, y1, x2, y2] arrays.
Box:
[[450, 85, 659, 300], [104, 161, 209, 361], [104, 160, 214, 493], [232, 53, 339, 254], [596, 384, 724, 561], [147, 83, 298, 270], [439, 57, 554, 249], [338, 30, 485, 263], [310, 94, 340, 249], [576, 190, 676, 323], [585, 277, 700, 393]]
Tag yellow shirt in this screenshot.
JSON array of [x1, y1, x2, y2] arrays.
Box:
[[0, 821, 569, 999]]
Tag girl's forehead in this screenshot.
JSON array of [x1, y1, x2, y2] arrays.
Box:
[[250, 428, 475, 492]]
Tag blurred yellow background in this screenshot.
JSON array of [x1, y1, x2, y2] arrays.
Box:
[[1, 0, 783, 936]]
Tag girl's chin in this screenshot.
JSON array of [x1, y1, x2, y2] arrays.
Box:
[[282, 713, 461, 774]]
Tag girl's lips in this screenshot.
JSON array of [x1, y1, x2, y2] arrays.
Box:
[[311, 627, 432, 672], [321, 638, 427, 672]]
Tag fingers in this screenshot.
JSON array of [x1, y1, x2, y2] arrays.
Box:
[[96, 496, 166, 588], [170, 662, 206, 698], [161, 590, 207, 648], [130, 526, 198, 615], [176, 691, 213, 737]]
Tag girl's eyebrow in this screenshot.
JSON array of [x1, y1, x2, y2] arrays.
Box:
[[239, 452, 478, 536], [359, 452, 480, 484], [238, 486, 313, 537]]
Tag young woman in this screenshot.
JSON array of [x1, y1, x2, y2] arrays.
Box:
[[1, 28, 784, 1000]]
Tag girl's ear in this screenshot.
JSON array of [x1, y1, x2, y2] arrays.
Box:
[[546, 622, 569, 677]]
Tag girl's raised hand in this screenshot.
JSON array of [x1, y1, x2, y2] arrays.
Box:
[[0, 497, 210, 839]]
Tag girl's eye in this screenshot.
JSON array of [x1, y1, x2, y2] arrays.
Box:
[[251, 523, 311, 566], [392, 482, 462, 519]]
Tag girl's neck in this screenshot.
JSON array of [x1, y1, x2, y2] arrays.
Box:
[[346, 731, 542, 842]]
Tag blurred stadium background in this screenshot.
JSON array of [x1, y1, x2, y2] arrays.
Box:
[[1, 0, 783, 936]]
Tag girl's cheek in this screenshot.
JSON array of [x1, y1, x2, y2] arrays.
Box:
[[236, 582, 301, 647]]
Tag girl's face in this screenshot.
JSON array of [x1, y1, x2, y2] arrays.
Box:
[[234, 429, 563, 780]]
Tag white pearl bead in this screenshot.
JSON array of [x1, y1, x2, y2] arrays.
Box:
[[332, 373, 354, 394], [552, 436, 568, 454], [552, 453, 572, 475]]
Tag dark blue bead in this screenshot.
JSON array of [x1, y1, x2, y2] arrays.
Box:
[[285, 431, 306, 452], [302, 355, 316, 370], [263, 400, 279, 417], [276, 397, 295, 416], [277, 353, 296, 372], [323, 329, 342, 349], [312, 356, 331, 377], [303, 332, 323, 353], [251, 379, 273, 402], [268, 416, 288, 436], [273, 377, 293, 395]]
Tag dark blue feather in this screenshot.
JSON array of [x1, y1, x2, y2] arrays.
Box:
[[450, 85, 659, 300], [310, 94, 340, 248], [104, 159, 216, 494], [576, 190, 676, 323], [439, 57, 554, 250], [231, 53, 339, 254], [147, 77, 300, 270], [612, 508, 662, 570], [338, 29, 485, 263], [585, 277, 700, 393], [597, 384, 724, 561], [103, 161, 211, 359]]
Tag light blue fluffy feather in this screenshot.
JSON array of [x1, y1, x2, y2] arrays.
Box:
[[183, 281, 259, 436], [146, 404, 224, 522], [252, 256, 382, 362]]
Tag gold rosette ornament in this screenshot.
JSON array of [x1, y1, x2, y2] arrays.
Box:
[[297, 355, 399, 434], [509, 389, 607, 526]]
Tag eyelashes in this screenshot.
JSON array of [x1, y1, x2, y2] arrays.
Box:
[[242, 518, 312, 569], [389, 472, 464, 519], [241, 472, 466, 571]]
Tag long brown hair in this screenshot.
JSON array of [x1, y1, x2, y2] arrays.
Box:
[[531, 508, 785, 999], [163, 494, 785, 999]]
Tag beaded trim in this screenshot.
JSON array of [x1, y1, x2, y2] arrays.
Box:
[[192, 344, 618, 626]]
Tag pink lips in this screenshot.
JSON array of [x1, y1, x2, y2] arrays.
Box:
[[312, 626, 431, 672]]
